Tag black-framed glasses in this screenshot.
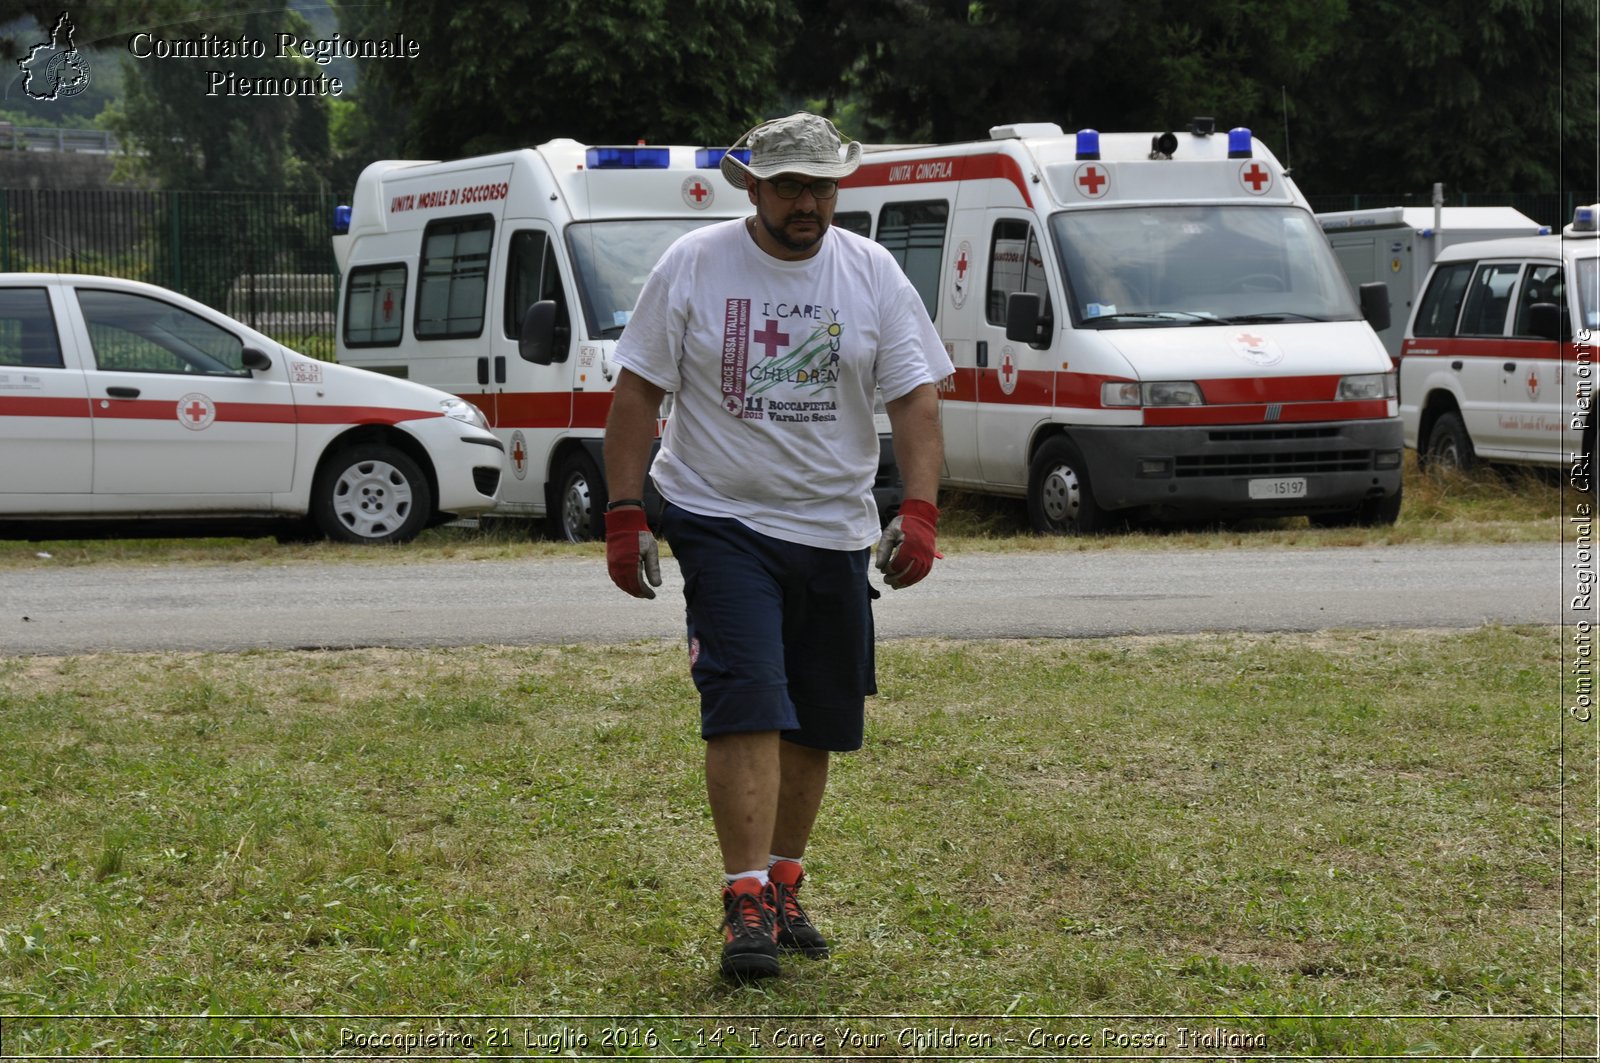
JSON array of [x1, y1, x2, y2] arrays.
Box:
[[766, 178, 839, 200]]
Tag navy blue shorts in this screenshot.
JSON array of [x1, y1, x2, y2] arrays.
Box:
[[659, 501, 876, 752]]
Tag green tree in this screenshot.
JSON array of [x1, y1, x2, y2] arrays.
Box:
[[339, 0, 801, 164], [99, 1, 333, 194]]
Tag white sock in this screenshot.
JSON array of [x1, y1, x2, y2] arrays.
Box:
[[769, 854, 802, 868], [724, 868, 768, 886]]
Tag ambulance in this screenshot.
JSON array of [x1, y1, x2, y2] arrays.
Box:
[[1398, 204, 1598, 475], [331, 141, 900, 540], [839, 120, 1404, 532]]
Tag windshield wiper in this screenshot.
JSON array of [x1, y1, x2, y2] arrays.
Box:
[[597, 323, 627, 338], [1223, 312, 1333, 324], [1079, 310, 1223, 328]]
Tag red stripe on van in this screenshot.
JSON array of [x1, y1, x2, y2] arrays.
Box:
[[0, 396, 92, 418], [1401, 336, 1588, 362], [842, 153, 1032, 207], [1144, 400, 1390, 427]]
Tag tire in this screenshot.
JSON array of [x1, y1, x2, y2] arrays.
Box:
[[1421, 411, 1475, 473], [311, 444, 431, 545], [1026, 436, 1106, 535], [1309, 483, 1403, 528], [551, 450, 605, 543]]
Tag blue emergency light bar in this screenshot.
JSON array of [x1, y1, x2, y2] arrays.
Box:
[[1574, 205, 1598, 232], [333, 204, 351, 234], [696, 147, 751, 168], [1227, 127, 1252, 158], [1075, 129, 1100, 161], [586, 147, 671, 169]]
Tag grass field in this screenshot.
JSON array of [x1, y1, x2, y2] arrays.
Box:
[[1, 627, 1593, 1058]]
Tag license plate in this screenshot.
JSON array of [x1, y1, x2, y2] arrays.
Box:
[[1248, 476, 1307, 500]]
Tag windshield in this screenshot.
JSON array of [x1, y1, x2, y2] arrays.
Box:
[[1049, 205, 1361, 328], [1576, 257, 1599, 333], [567, 218, 722, 338]]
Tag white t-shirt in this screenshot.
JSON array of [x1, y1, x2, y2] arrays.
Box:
[[614, 218, 953, 550]]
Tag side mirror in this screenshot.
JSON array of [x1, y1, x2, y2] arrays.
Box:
[[241, 347, 272, 372], [1525, 302, 1568, 342], [518, 301, 559, 365], [1359, 282, 1391, 334], [1005, 291, 1043, 344]]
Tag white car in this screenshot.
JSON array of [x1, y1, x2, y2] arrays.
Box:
[[1400, 206, 1598, 474], [0, 274, 505, 543]]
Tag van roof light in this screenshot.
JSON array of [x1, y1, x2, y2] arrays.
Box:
[[1075, 129, 1100, 161], [1573, 205, 1599, 232], [695, 147, 750, 169], [333, 204, 351, 234], [585, 146, 671, 169], [1227, 127, 1253, 158]]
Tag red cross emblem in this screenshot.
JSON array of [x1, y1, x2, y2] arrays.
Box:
[[1241, 163, 1271, 194], [956, 250, 969, 280], [998, 351, 1017, 394], [177, 393, 215, 431], [688, 181, 709, 203], [753, 319, 789, 358], [382, 289, 394, 321], [1237, 331, 1266, 347], [1526, 368, 1539, 399], [512, 436, 525, 468], [682, 175, 714, 210], [1076, 164, 1108, 198]]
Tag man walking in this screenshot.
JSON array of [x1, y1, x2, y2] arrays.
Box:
[[602, 112, 953, 979]]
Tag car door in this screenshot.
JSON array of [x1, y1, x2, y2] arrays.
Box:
[[67, 285, 298, 509], [976, 214, 1055, 487], [1450, 260, 1522, 454], [1499, 261, 1566, 459], [0, 283, 93, 507]]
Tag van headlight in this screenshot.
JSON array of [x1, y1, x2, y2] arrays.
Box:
[[440, 397, 490, 429], [1102, 381, 1204, 406], [1338, 373, 1397, 401]]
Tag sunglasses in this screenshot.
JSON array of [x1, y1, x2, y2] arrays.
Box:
[[765, 178, 839, 200]]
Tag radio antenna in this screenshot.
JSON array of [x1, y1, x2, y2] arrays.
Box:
[[1281, 86, 1293, 174]]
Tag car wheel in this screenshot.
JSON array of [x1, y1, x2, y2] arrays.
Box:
[[312, 444, 431, 544], [1421, 412, 1475, 472], [552, 451, 605, 543], [1027, 436, 1106, 535]]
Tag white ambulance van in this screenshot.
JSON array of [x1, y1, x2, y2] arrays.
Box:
[[1398, 204, 1598, 474], [838, 120, 1403, 532], [332, 141, 900, 540]]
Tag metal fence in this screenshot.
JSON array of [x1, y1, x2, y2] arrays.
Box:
[[0, 125, 121, 153], [0, 187, 340, 356]]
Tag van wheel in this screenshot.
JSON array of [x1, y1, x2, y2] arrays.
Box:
[[1027, 437, 1105, 535], [1310, 485, 1403, 528], [552, 451, 605, 543], [1422, 412, 1475, 472], [312, 444, 431, 544]]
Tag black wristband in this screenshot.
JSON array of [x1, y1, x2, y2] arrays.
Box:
[[605, 498, 645, 512]]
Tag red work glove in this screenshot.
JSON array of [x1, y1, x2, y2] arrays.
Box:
[[874, 498, 940, 590], [605, 507, 661, 600]]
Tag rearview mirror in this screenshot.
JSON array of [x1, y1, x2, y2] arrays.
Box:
[[1358, 282, 1391, 334], [241, 347, 272, 372], [518, 301, 558, 365], [1005, 291, 1045, 345]]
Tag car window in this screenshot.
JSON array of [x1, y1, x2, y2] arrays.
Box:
[[75, 288, 248, 375], [1413, 262, 1473, 337], [0, 287, 63, 368], [1458, 262, 1521, 337], [1512, 263, 1565, 339]]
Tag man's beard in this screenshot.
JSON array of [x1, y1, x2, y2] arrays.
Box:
[[761, 211, 828, 253]]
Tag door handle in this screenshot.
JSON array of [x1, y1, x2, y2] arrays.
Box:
[[476, 357, 489, 386], [494, 355, 506, 385], [1503, 362, 1517, 373], [106, 386, 140, 398], [1450, 361, 1463, 371], [976, 341, 989, 368]]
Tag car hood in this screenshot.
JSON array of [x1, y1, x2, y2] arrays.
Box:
[[1098, 321, 1390, 380]]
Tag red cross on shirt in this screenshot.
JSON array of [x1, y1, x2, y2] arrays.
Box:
[[753, 319, 789, 358], [1242, 164, 1269, 191]]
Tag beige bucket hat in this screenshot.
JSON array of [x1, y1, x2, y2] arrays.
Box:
[[720, 111, 863, 189]]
